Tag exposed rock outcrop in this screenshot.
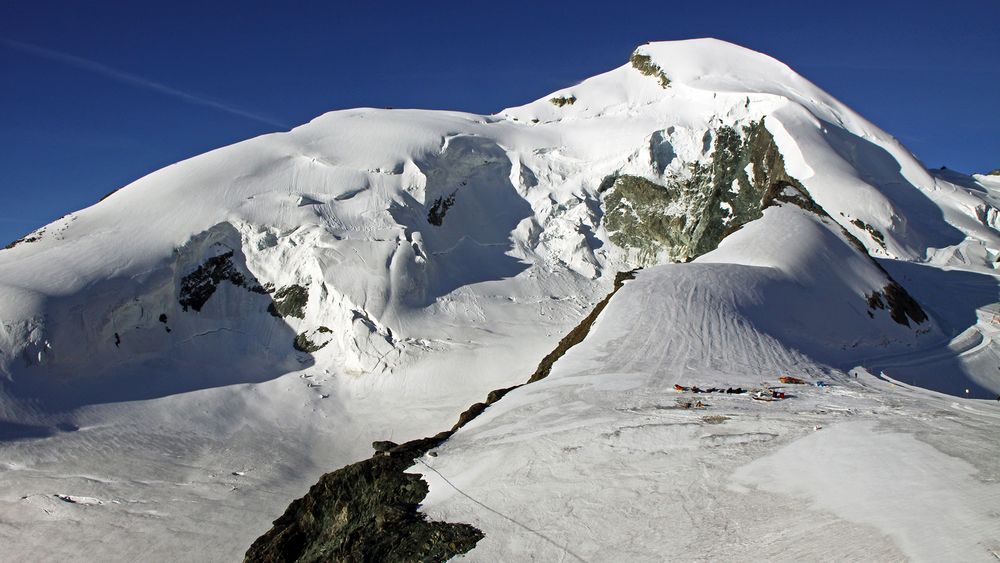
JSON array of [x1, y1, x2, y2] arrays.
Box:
[[244, 433, 482, 563], [4, 229, 44, 250], [630, 52, 670, 88], [866, 282, 929, 327], [178, 251, 268, 312], [268, 284, 309, 319], [245, 270, 639, 562], [850, 218, 887, 251], [549, 95, 576, 107], [293, 327, 333, 353], [602, 120, 802, 264], [426, 193, 456, 226], [601, 119, 928, 329]]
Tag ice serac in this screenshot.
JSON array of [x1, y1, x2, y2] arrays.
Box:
[[1, 38, 999, 562]]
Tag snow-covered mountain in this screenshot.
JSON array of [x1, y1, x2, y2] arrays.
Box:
[[2, 39, 999, 561]]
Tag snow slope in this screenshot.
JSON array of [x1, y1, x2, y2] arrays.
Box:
[[412, 195, 1000, 561], [0, 38, 998, 561]]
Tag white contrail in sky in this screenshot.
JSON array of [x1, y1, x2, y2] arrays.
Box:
[[2, 38, 289, 129]]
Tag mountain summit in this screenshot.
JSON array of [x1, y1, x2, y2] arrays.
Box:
[[2, 40, 999, 561]]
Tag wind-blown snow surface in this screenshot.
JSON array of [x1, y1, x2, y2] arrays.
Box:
[[0, 39, 998, 560], [413, 260, 1000, 561]]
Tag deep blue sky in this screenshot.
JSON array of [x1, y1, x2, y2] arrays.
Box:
[[1, 0, 997, 244]]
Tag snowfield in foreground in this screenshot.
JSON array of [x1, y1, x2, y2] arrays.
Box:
[[0, 38, 999, 561], [414, 263, 1000, 561]]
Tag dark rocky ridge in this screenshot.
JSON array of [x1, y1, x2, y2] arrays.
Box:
[[529, 270, 637, 383], [244, 433, 482, 563], [244, 270, 638, 563], [178, 251, 268, 312]]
